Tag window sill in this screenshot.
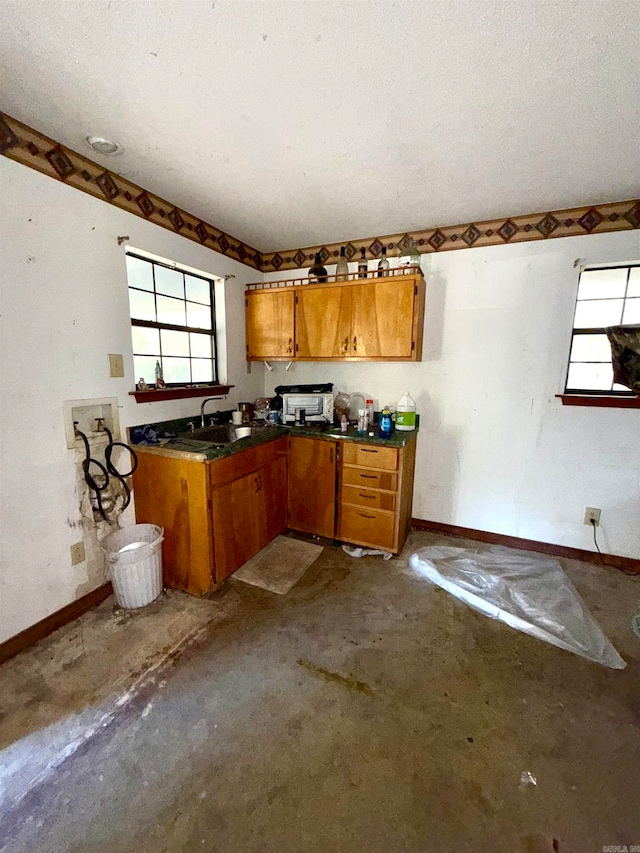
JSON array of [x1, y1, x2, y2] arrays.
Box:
[[557, 394, 640, 408], [129, 384, 233, 403]]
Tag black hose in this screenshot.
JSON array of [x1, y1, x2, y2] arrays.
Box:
[[75, 426, 138, 523]]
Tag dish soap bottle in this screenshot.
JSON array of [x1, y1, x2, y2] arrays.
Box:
[[396, 391, 416, 431], [336, 246, 349, 280], [378, 406, 393, 440]]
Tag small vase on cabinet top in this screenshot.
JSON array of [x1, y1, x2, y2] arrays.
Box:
[[308, 253, 328, 283]]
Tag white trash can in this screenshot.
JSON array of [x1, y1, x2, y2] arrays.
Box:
[[101, 524, 164, 609]]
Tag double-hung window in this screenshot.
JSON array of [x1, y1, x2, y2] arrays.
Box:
[[565, 262, 640, 396], [126, 252, 219, 387]]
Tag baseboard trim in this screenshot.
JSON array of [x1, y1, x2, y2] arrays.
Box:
[[411, 519, 640, 574], [0, 582, 113, 666]]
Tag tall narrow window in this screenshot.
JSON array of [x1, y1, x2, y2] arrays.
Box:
[[565, 263, 639, 395], [126, 252, 219, 387]]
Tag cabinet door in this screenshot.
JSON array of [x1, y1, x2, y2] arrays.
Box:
[[246, 290, 295, 359], [287, 436, 337, 538], [211, 470, 262, 583], [351, 279, 416, 358], [258, 455, 288, 548], [295, 286, 352, 358]]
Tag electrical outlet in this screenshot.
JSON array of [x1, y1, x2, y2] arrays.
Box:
[[584, 507, 601, 527], [70, 541, 86, 565], [108, 353, 124, 378]]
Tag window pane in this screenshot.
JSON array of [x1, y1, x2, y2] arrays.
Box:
[[190, 332, 212, 358], [627, 267, 640, 297], [157, 295, 186, 326], [187, 301, 212, 330], [191, 358, 213, 382], [566, 362, 613, 391], [577, 268, 628, 300], [622, 297, 640, 324], [134, 355, 158, 384], [569, 333, 612, 362], [163, 357, 191, 384], [126, 256, 153, 291], [132, 326, 160, 355], [161, 329, 190, 356], [185, 275, 211, 305], [573, 299, 623, 328], [154, 266, 184, 299], [129, 288, 156, 322]]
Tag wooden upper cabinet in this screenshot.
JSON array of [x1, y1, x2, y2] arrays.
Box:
[[245, 271, 425, 362], [351, 279, 418, 358], [295, 286, 352, 358], [245, 290, 295, 359]]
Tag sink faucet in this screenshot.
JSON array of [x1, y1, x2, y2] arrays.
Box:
[[200, 395, 226, 427]]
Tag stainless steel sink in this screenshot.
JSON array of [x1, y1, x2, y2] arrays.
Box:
[[178, 423, 275, 444]]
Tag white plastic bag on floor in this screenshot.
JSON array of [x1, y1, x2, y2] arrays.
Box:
[[409, 545, 625, 669], [342, 544, 393, 560]]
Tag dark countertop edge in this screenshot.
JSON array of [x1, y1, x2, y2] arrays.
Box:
[[134, 425, 418, 462]]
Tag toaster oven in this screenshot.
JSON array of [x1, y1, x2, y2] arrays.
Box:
[[281, 393, 333, 424]]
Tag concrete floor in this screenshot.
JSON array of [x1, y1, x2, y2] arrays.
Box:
[[1, 531, 639, 853]]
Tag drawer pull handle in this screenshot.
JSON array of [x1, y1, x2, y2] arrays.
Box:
[[360, 474, 377, 479], [359, 513, 376, 519], [361, 449, 378, 453], [359, 493, 376, 499]]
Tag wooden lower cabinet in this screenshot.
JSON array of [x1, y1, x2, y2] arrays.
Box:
[[132, 433, 417, 595], [338, 438, 417, 553], [287, 436, 337, 538], [211, 454, 287, 583], [133, 438, 288, 594]]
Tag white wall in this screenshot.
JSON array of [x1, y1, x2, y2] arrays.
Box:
[[263, 231, 640, 560], [0, 157, 263, 642]]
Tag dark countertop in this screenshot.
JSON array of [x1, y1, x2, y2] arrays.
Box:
[[133, 422, 418, 463]]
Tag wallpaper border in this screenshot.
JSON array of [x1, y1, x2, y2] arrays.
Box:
[[2, 112, 637, 275], [262, 200, 640, 273], [0, 113, 263, 271]]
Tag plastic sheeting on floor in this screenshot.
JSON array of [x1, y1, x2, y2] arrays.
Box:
[[409, 545, 626, 669]]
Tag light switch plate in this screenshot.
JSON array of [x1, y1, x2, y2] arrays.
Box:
[[108, 353, 124, 378]]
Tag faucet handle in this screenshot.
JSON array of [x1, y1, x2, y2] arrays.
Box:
[[186, 421, 195, 432]]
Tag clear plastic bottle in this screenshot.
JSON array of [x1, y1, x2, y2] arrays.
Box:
[[366, 399, 375, 427]]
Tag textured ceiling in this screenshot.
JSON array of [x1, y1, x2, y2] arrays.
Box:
[[1, 0, 639, 252]]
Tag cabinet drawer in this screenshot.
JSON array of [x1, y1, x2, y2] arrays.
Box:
[[341, 484, 396, 513], [338, 505, 396, 552], [342, 442, 398, 470], [342, 466, 398, 492]]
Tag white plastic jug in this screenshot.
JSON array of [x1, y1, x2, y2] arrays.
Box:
[[396, 391, 416, 431]]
